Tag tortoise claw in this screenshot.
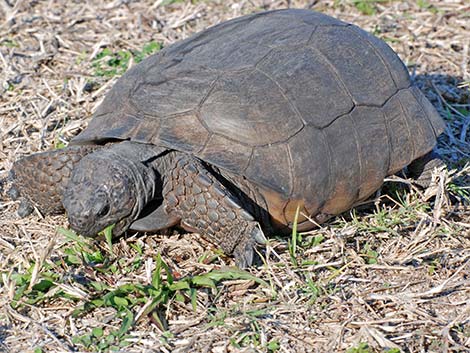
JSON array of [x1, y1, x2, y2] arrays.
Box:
[[252, 224, 267, 245], [233, 237, 255, 268], [2, 178, 33, 217], [232, 225, 266, 268], [17, 198, 34, 218], [7, 186, 20, 201]]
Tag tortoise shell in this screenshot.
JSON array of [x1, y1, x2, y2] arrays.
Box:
[[72, 9, 445, 230]]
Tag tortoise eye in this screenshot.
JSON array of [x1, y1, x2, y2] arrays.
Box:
[[97, 204, 110, 217]]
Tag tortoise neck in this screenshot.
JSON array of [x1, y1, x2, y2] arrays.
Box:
[[100, 142, 158, 234]]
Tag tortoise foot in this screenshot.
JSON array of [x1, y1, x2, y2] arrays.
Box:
[[408, 150, 445, 188]]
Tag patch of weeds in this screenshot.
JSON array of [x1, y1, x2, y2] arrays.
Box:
[[133, 41, 162, 63], [303, 233, 324, 250], [159, 0, 203, 5], [92, 48, 131, 77], [159, 0, 184, 5], [206, 308, 228, 328], [6, 221, 268, 352], [2, 81, 15, 91], [71, 258, 266, 350], [346, 342, 372, 353], [53, 133, 67, 149], [347, 342, 401, 353], [350, 186, 430, 236], [350, 209, 399, 235], [58, 227, 108, 266], [286, 206, 325, 267], [8, 263, 61, 308], [56, 227, 268, 351], [198, 249, 225, 265], [426, 258, 439, 275], [72, 309, 134, 351], [336, 0, 393, 16], [1, 38, 18, 48], [416, 0, 439, 14], [2, 232, 100, 311], [447, 181, 470, 202], [229, 317, 279, 352], [352, 0, 379, 16], [302, 274, 324, 303], [92, 41, 161, 77], [205, 305, 283, 351], [267, 339, 281, 352], [361, 243, 379, 264], [288, 205, 301, 266], [102, 224, 115, 255], [386, 184, 430, 212]]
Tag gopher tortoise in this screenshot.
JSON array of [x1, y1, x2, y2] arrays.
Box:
[[10, 9, 445, 266]]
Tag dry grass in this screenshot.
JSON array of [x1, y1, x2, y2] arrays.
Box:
[[0, 0, 469, 352]]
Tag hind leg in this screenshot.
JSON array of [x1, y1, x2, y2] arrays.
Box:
[[9, 145, 98, 216], [407, 150, 445, 188]]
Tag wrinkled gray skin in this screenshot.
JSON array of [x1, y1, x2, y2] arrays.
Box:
[[62, 142, 159, 237]]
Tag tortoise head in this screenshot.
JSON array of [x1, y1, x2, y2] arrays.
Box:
[[63, 151, 153, 238]]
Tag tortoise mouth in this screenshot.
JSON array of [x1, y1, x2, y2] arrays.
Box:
[[112, 218, 132, 237], [67, 215, 131, 239], [67, 218, 103, 238]]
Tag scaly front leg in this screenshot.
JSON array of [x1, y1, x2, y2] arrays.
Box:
[[9, 145, 99, 216], [162, 152, 266, 267]]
